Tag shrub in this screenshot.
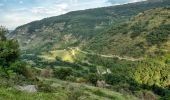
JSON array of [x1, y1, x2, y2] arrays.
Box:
[[68, 86, 85, 100], [146, 24, 170, 45], [41, 66, 53, 78], [146, 31, 168, 45], [87, 73, 99, 85], [37, 82, 57, 93], [0, 26, 7, 41], [144, 91, 156, 100], [66, 75, 76, 82], [76, 77, 87, 83], [130, 22, 146, 38], [93, 89, 116, 99], [10, 61, 35, 79], [54, 67, 73, 80], [0, 66, 8, 78], [0, 40, 20, 68]]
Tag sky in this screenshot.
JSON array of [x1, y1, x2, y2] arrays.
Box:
[[0, 0, 145, 30]]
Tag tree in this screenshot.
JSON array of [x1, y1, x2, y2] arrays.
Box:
[[0, 39, 20, 68], [0, 26, 7, 41], [0, 27, 20, 68], [0, 26, 22, 80]]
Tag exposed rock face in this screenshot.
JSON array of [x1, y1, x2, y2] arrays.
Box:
[[16, 85, 37, 93]]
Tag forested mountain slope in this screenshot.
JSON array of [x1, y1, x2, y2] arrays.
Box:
[[10, 0, 170, 53], [3, 1, 170, 99], [0, 27, 137, 100], [85, 7, 170, 58], [84, 7, 170, 95]]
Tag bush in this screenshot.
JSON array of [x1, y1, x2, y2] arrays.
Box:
[[134, 91, 156, 100], [54, 67, 73, 80], [76, 77, 87, 83], [0, 40, 20, 68], [146, 31, 168, 45], [66, 75, 76, 82], [146, 24, 170, 45], [68, 86, 85, 100], [37, 82, 57, 93], [87, 73, 99, 85], [0, 26, 7, 41], [41, 66, 53, 78], [0, 26, 20, 68], [144, 91, 156, 100], [10, 61, 35, 79], [0, 66, 8, 78], [104, 73, 128, 85], [130, 22, 146, 38]]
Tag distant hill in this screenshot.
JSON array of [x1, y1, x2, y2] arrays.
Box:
[[85, 7, 170, 58], [10, 0, 170, 54]]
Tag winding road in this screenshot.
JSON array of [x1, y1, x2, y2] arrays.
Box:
[[22, 47, 143, 62], [69, 47, 143, 61]]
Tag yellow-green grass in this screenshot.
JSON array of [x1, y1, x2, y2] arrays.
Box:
[[38, 49, 80, 63], [0, 87, 68, 100], [40, 78, 138, 100], [0, 77, 138, 100]]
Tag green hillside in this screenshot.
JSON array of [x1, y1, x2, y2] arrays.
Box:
[[0, 27, 137, 100], [85, 7, 170, 58], [3, 0, 170, 100], [21, 7, 170, 99], [0, 78, 137, 100], [82, 7, 170, 99], [10, 0, 170, 54]]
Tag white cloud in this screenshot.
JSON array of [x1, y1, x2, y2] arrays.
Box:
[[0, 0, 112, 29], [31, 7, 49, 14], [128, 0, 146, 3], [55, 3, 68, 9], [30, 3, 68, 15], [107, 0, 146, 4], [0, 0, 147, 30], [65, 0, 111, 11], [0, 13, 43, 29], [0, 3, 70, 29]]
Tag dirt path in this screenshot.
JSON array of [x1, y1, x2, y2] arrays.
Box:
[[69, 47, 143, 61]]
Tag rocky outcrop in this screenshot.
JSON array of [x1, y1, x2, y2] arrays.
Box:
[[16, 85, 37, 93]]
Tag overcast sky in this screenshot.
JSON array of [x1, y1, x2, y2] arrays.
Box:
[[0, 0, 145, 30]]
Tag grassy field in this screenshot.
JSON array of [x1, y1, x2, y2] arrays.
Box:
[[0, 78, 138, 100], [0, 87, 68, 100], [38, 49, 78, 63]]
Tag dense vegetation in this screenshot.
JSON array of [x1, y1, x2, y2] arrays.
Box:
[[83, 7, 170, 99], [10, 0, 170, 54], [86, 7, 170, 57], [3, 0, 170, 100], [1, 27, 136, 100], [0, 26, 37, 85]]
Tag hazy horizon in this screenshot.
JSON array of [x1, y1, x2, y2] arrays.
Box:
[[0, 0, 145, 30]]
